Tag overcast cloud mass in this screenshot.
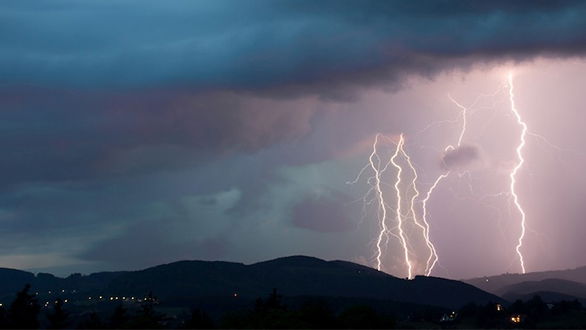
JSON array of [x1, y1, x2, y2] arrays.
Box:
[[2, 0, 586, 278]]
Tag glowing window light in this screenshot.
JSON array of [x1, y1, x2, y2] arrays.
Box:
[[511, 315, 521, 323]]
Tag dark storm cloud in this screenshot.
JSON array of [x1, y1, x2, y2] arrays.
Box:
[[1, 0, 586, 188], [2, 0, 586, 276], [441, 145, 481, 170], [2, 0, 586, 94], [0, 87, 314, 186], [291, 192, 355, 233], [80, 217, 231, 267]]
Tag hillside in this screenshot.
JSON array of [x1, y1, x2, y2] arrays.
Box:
[[104, 256, 502, 309], [464, 266, 586, 295], [0, 256, 502, 310], [497, 279, 586, 304], [499, 279, 586, 297]]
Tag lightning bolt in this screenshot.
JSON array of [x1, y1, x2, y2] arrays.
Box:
[[507, 72, 528, 274], [351, 73, 532, 278], [367, 133, 415, 278], [448, 94, 468, 148], [355, 95, 468, 277], [419, 94, 469, 276], [421, 173, 447, 275], [390, 134, 413, 279], [401, 138, 438, 278], [368, 134, 392, 271]]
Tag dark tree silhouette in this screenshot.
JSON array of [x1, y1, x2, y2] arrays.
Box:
[[510, 299, 526, 314], [296, 299, 335, 328], [76, 312, 104, 329], [128, 292, 165, 329], [47, 298, 69, 329], [183, 309, 214, 329], [0, 304, 7, 328], [255, 288, 285, 312], [552, 299, 583, 315], [474, 301, 507, 328], [109, 304, 129, 329], [337, 305, 395, 329], [222, 289, 304, 328], [7, 284, 40, 329]]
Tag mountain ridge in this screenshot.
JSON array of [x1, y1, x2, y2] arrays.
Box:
[[463, 265, 586, 295], [0, 255, 502, 309]]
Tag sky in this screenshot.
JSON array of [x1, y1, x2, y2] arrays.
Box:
[[2, 0, 586, 279]]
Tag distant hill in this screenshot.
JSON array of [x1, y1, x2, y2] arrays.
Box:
[[464, 266, 586, 295], [104, 256, 502, 309], [498, 279, 586, 304], [0, 256, 502, 310], [499, 279, 586, 297], [0, 268, 128, 303], [503, 290, 586, 305], [0, 267, 35, 296], [463, 266, 586, 303]]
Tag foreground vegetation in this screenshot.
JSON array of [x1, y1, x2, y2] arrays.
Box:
[[0, 284, 585, 328]]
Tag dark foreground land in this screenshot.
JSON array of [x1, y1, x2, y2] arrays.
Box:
[[0, 256, 585, 328]]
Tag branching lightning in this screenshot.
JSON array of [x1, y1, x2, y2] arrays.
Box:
[[365, 133, 415, 278], [419, 93, 469, 276], [390, 134, 413, 279], [349, 71, 536, 278], [401, 138, 438, 277], [448, 94, 469, 148], [507, 73, 528, 274], [420, 173, 447, 275], [368, 134, 391, 271], [350, 94, 470, 278]]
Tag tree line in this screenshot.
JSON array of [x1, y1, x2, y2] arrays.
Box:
[[1, 284, 585, 329]]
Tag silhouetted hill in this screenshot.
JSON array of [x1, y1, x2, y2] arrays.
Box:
[[0, 267, 35, 297], [500, 279, 586, 297], [0, 256, 502, 310], [464, 266, 586, 295], [0, 268, 129, 303], [497, 279, 586, 304], [104, 255, 501, 308], [503, 290, 586, 305]]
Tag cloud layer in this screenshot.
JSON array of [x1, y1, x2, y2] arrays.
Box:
[[441, 145, 481, 170], [2, 1, 586, 277], [2, 1, 586, 95]]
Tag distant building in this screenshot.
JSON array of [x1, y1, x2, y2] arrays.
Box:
[[510, 314, 525, 324], [440, 311, 458, 323]]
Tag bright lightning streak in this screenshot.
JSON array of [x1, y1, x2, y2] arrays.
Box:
[[421, 173, 447, 275], [358, 134, 426, 277], [401, 139, 438, 277], [390, 134, 413, 279], [507, 73, 528, 274], [448, 94, 468, 148], [420, 94, 469, 276], [369, 134, 391, 272], [352, 75, 532, 278]]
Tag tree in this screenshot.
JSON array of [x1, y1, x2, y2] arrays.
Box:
[[128, 292, 165, 329], [475, 301, 507, 328], [337, 305, 395, 329], [47, 298, 69, 329], [76, 312, 104, 329], [510, 299, 526, 314], [109, 304, 129, 329], [526, 295, 547, 323], [296, 299, 335, 328], [0, 304, 7, 329], [7, 284, 40, 329], [222, 289, 301, 328], [255, 288, 285, 312], [183, 309, 214, 329]]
